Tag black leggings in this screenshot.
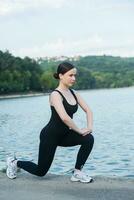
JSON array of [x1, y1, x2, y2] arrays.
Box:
[[17, 130, 94, 177]]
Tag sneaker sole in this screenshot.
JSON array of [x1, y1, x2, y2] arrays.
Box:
[[71, 177, 93, 183]]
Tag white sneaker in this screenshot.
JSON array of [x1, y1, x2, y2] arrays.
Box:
[[6, 156, 18, 179], [71, 170, 93, 183]]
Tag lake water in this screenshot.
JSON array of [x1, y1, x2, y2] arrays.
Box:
[[0, 87, 134, 178]]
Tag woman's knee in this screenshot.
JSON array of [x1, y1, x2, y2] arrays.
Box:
[[37, 169, 47, 177], [84, 134, 94, 146]]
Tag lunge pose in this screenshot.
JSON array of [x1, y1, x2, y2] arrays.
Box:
[[6, 62, 94, 183]]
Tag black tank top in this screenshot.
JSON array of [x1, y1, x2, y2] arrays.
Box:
[[49, 89, 78, 128]]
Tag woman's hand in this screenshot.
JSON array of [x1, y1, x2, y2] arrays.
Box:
[[79, 128, 92, 136]]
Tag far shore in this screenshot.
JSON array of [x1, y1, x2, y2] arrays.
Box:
[[0, 86, 134, 100], [0, 92, 49, 100]]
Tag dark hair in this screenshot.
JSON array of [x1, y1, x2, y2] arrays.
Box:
[[53, 62, 75, 79]]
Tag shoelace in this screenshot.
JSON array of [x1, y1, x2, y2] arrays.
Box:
[[74, 171, 91, 178], [9, 160, 17, 173]]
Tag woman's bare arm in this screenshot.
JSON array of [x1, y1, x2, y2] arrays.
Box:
[[75, 91, 93, 133]]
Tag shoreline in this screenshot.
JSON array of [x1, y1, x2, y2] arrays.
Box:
[[0, 172, 134, 200], [0, 92, 49, 100], [0, 86, 134, 100]]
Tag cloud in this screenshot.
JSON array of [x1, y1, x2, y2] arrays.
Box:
[[1, 0, 133, 16], [11, 36, 134, 58], [0, 0, 68, 16], [1, 0, 134, 58], [11, 35, 103, 57]]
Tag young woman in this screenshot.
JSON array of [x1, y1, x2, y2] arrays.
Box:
[[6, 62, 94, 183]]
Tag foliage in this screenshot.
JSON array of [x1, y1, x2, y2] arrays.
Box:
[[0, 50, 42, 94], [0, 50, 134, 94]]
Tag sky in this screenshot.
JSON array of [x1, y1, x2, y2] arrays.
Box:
[[0, 0, 134, 58]]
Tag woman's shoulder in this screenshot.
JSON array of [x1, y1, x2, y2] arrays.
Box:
[[49, 90, 63, 106], [50, 89, 63, 99]]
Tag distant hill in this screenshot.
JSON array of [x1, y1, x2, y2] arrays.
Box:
[[0, 50, 134, 94], [74, 55, 134, 72], [38, 55, 134, 89]]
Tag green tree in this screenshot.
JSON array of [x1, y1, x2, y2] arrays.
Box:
[[40, 71, 57, 91]]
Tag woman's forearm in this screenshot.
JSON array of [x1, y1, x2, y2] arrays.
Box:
[[86, 110, 93, 130], [62, 116, 82, 134], [62, 110, 93, 133]]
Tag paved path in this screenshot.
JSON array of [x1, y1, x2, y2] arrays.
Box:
[[0, 173, 134, 200]]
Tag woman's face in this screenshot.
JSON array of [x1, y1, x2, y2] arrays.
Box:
[[59, 68, 77, 87]]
